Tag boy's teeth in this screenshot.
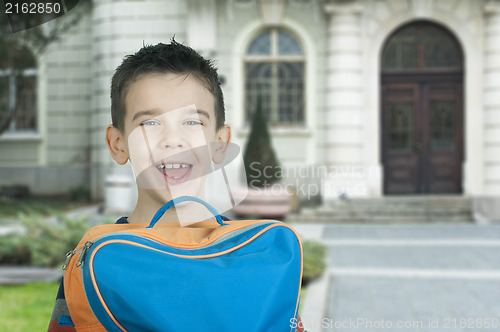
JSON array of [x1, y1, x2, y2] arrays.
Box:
[[157, 163, 191, 169]]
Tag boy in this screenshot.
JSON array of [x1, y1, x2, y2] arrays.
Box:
[[48, 40, 304, 331]]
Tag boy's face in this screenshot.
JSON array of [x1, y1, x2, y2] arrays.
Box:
[[107, 73, 230, 207]]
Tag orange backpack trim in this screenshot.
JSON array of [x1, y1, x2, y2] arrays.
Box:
[[64, 220, 303, 330]]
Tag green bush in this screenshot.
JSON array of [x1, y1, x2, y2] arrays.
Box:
[[243, 97, 281, 188], [68, 185, 91, 202], [0, 234, 30, 265], [20, 213, 90, 267], [0, 184, 30, 199], [0, 213, 91, 267], [302, 240, 327, 285]]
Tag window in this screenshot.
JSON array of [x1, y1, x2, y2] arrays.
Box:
[[382, 22, 462, 71], [0, 40, 37, 133], [244, 28, 305, 126]]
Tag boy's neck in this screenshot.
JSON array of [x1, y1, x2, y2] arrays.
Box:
[[127, 191, 180, 224], [127, 190, 218, 226]]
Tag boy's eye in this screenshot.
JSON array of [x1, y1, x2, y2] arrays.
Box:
[[140, 119, 160, 126], [183, 120, 202, 126]]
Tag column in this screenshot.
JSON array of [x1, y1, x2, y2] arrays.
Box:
[[483, 3, 500, 195], [322, 2, 366, 200]]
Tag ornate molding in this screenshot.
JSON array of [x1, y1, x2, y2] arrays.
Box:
[[484, 1, 500, 15], [323, 1, 363, 15], [411, 0, 433, 18], [259, 0, 286, 25]]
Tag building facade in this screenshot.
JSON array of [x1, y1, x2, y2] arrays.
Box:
[[1, 0, 499, 205]]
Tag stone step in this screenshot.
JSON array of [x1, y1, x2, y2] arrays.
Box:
[[287, 214, 472, 223], [326, 199, 471, 208], [288, 196, 473, 223], [315, 204, 471, 213]]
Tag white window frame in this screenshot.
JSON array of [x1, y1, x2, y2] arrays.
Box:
[[0, 68, 38, 134], [243, 27, 306, 127]]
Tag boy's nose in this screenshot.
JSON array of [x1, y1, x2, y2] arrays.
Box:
[[159, 130, 186, 150], [164, 142, 183, 149]]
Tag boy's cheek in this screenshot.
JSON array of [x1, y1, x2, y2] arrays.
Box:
[[127, 131, 153, 175], [185, 128, 212, 147]]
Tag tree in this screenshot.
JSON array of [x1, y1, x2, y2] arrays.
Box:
[[243, 97, 281, 188]]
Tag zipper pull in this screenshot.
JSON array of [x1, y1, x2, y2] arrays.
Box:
[[62, 248, 83, 270], [76, 241, 93, 268], [62, 250, 75, 271]]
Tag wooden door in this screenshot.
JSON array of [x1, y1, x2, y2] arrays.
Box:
[[382, 84, 420, 194], [381, 21, 464, 194], [382, 80, 463, 194], [422, 82, 463, 193]]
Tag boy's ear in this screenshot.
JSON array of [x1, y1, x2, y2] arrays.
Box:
[[105, 125, 129, 165], [212, 124, 231, 164]]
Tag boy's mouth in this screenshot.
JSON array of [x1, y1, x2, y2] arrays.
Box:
[[156, 162, 193, 185]]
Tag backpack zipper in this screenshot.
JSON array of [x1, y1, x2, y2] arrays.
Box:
[[76, 241, 94, 267], [74, 222, 280, 268], [62, 248, 82, 271]]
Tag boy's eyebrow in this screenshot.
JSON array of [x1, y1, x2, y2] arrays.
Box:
[[132, 109, 160, 121], [132, 108, 211, 121], [192, 109, 211, 119]]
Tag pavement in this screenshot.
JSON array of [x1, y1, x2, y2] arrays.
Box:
[[292, 223, 500, 332], [0, 266, 62, 285]]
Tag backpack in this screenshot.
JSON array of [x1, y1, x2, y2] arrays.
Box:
[[63, 195, 303, 331]]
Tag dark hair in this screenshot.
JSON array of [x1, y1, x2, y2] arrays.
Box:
[[110, 39, 225, 132]]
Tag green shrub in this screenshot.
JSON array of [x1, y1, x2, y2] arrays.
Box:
[[0, 184, 30, 199], [0, 213, 91, 267], [243, 97, 281, 188], [68, 185, 91, 202], [0, 234, 31, 265], [302, 240, 327, 285], [19, 213, 90, 267]]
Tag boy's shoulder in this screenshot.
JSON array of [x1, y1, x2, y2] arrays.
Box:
[[115, 217, 128, 224]]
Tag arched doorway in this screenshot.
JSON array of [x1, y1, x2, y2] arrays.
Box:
[[381, 21, 464, 194]]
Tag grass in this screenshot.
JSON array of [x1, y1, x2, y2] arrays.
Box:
[[0, 282, 59, 331], [0, 281, 304, 331]]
